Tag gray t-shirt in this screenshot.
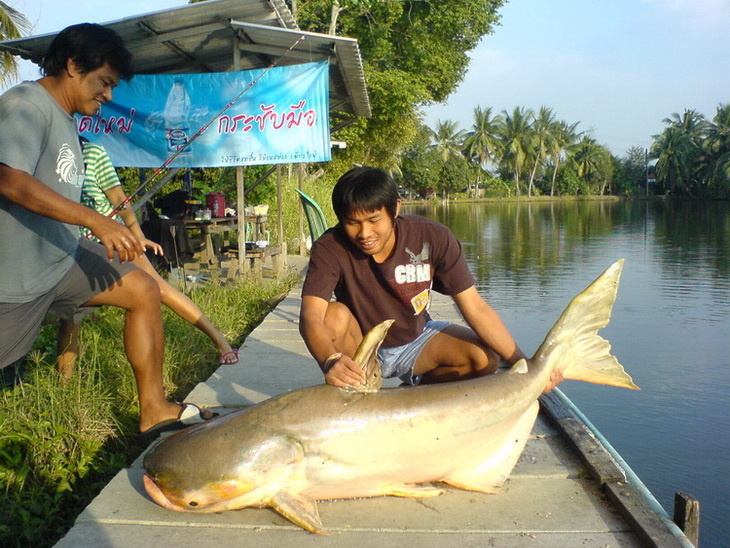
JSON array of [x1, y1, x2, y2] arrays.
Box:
[[0, 81, 84, 302]]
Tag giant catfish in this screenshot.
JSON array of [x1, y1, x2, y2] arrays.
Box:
[[143, 259, 638, 534]]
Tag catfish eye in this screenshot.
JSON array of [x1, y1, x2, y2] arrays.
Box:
[[189, 501, 198, 507]]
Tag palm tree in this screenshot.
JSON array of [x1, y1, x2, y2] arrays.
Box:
[[652, 109, 707, 195], [430, 119, 467, 163], [0, 2, 32, 87], [701, 103, 730, 191], [526, 106, 556, 196], [570, 136, 606, 194], [547, 120, 580, 196], [651, 126, 696, 195], [498, 106, 534, 196], [463, 106, 503, 169]]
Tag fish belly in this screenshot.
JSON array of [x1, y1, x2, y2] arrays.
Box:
[[298, 399, 540, 500]]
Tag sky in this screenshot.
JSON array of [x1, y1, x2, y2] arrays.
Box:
[[4, 0, 730, 158], [424, 0, 730, 157]]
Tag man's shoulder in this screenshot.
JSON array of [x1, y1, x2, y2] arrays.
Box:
[[1, 81, 47, 105], [398, 214, 452, 237]]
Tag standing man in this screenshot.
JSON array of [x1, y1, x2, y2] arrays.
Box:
[[299, 166, 561, 391], [0, 23, 211, 436]]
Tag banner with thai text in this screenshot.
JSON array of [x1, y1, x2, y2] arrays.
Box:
[[77, 61, 330, 167]]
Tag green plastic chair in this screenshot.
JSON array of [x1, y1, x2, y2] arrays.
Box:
[[295, 188, 329, 242]]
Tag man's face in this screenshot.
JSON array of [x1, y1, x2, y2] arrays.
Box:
[[71, 61, 120, 116], [342, 203, 400, 262]]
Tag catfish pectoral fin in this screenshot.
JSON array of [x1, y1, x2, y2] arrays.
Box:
[[269, 491, 327, 535]]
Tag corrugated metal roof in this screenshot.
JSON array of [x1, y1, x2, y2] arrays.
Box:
[[0, 0, 370, 125]]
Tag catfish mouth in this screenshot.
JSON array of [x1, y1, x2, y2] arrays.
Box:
[[143, 474, 187, 512]]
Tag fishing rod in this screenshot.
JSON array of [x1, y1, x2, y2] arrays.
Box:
[[109, 34, 306, 218]]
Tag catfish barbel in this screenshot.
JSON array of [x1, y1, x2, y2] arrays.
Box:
[[143, 259, 638, 534]]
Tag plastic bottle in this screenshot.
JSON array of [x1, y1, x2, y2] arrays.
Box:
[[163, 78, 192, 156]]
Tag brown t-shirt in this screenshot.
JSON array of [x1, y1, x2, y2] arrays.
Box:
[[302, 214, 475, 347]]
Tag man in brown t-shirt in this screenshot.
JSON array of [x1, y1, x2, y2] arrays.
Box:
[[300, 166, 563, 391]]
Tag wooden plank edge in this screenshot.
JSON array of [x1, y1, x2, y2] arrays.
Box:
[[539, 390, 696, 548]]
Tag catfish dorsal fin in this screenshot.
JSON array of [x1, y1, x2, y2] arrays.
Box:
[[508, 358, 529, 375], [351, 319, 395, 392], [270, 491, 327, 535]]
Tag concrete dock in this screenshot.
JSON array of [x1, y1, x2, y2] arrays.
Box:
[[55, 262, 687, 547]]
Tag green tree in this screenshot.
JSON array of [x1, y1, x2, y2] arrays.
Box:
[[438, 153, 471, 199], [295, 0, 505, 171], [498, 106, 534, 196], [651, 109, 707, 195], [463, 106, 503, 170], [569, 136, 609, 194], [701, 103, 730, 195], [430, 119, 467, 163], [401, 124, 443, 197], [0, 1, 32, 87], [616, 146, 649, 196], [525, 106, 556, 196], [546, 120, 580, 196]]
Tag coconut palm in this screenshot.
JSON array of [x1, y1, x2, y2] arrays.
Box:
[[569, 136, 607, 193], [430, 119, 467, 163], [547, 120, 580, 196], [701, 103, 730, 190], [651, 126, 696, 195], [0, 2, 32, 87], [526, 106, 556, 196], [652, 109, 707, 195], [463, 106, 503, 169], [498, 106, 534, 196]]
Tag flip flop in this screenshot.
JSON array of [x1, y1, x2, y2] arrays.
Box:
[[219, 348, 239, 365], [139, 403, 218, 443]]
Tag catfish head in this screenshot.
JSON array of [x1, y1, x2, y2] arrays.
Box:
[[143, 419, 304, 514]]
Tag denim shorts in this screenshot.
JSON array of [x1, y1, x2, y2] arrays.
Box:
[[377, 320, 450, 385]]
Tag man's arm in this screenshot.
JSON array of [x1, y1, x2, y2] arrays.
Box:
[[452, 286, 527, 364], [0, 163, 143, 262], [452, 286, 562, 391], [299, 295, 365, 388]]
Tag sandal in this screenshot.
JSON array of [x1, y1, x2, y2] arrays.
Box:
[[219, 348, 239, 365], [139, 403, 218, 443]]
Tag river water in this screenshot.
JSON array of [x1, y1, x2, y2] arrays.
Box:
[[404, 199, 729, 547]]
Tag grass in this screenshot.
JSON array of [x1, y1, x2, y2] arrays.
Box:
[[0, 270, 299, 547]]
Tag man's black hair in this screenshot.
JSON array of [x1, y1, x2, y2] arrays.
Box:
[[332, 166, 400, 222], [41, 23, 133, 81]]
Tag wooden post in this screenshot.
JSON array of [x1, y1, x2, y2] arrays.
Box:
[[298, 163, 307, 255], [673, 492, 700, 547], [232, 37, 248, 276], [236, 166, 247, 275], [276, 164, 286, 271]]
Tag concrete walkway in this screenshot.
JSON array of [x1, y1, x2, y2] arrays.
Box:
[[56, 257, 645, 547]]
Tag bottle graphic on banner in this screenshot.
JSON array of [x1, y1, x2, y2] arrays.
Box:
[[164, 78, 192, 157]]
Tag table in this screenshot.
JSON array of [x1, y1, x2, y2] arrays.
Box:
[[184, 215, 275, 280]]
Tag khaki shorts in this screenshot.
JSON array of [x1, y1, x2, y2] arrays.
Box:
[[0, 237, 138, 371]]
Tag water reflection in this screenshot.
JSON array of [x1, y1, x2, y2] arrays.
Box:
[[403, 199, 730, 547]]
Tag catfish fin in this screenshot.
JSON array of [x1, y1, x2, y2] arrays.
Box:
[[383, 483, 444, 498], [533, 259, 640, 390], [351, 319, 395, 392], [269, 491, 326, 535]]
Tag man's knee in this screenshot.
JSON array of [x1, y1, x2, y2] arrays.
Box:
[[128, 270, 161, 304]]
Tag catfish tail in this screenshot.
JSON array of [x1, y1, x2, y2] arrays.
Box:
[[532, 259, 639, 390]]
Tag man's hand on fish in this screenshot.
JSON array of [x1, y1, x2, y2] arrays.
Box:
[[324, 354, 366, 388]]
